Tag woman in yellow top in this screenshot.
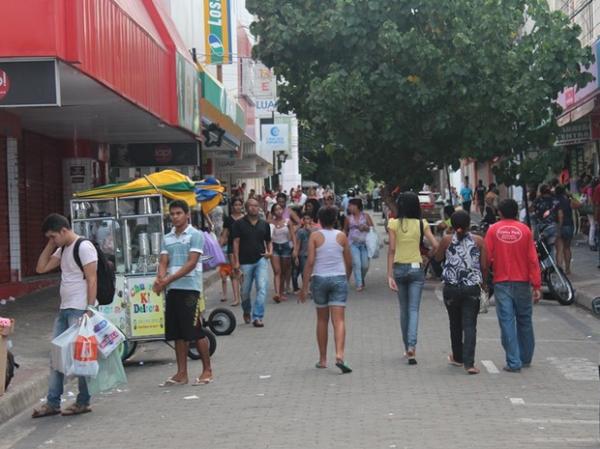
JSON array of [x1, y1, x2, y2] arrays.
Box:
[[387, 192, 438, 365]]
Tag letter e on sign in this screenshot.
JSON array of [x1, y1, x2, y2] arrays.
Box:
[[0, 69, 10, 100]]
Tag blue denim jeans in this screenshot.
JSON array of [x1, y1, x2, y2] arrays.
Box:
[[393, 264, 425, 350], [240, 258, 269, 321], [350, 242, 369, 288], [494, 282, 534, 370], [47, 308, 90, 409]]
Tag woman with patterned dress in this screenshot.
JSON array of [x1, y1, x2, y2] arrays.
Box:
[[434, 210, 488, 374]]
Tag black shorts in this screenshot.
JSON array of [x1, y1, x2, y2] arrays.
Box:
[[165, 289, 206, 341]]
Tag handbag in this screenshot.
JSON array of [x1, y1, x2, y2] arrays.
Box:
[[479, 286, 490, 314]]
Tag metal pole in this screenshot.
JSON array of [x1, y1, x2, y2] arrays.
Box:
[[445, 164, 453, 206]]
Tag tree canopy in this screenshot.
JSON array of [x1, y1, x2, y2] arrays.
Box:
[[247, 0, 593, 188]]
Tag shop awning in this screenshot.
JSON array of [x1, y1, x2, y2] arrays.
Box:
[[200, 70, 246, 143]]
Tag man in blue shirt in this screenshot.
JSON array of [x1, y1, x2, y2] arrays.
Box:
[[153, 200, 213, 386], [460, 177, 473, 214]]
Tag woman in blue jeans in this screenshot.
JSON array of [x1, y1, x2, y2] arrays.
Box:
[[387, 192, 438, 365], [344, 198, 374, 292]]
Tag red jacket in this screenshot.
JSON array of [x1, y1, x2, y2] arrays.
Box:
[[484, 219, 541, 289]]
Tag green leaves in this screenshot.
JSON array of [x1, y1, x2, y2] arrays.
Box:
[[248, 0, 593, 187]]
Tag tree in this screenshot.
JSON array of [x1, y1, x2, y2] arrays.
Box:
[[247, 0, 592, 189]]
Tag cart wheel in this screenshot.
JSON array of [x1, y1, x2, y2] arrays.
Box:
[[187, 329, 217, 359], [208, 308, 237, 336], [118, 340, 138, 362]]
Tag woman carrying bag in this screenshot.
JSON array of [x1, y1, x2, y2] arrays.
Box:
[[387, 192, 438, 365], [434, 210, 488, 375]]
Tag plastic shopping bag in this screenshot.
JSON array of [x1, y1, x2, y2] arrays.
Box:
[[68, 315, 99, 378], [202, 231, 227, 270], [50, 323, 79, 374], [86, 349, 127, 395], [88, 308, 125, 358], [366, 228, 380, 259]]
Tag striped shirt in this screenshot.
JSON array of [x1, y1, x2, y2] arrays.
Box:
[[161, 225, 204, 292]]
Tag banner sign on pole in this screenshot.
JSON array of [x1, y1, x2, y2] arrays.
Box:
[[204, 0, 232, 64]]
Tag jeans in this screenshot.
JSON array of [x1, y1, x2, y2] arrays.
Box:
[[443, 284, 480, 368], [240, 258, 269, 320], [47, 308, 90, 409], [393, 264, 425, 350], [494, 282, 534, 370], [292, 255, 307, 291], [350, 242, 369, 288]]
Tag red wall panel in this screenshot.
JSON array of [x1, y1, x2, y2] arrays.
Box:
[[0, 137, 10, 284], [19, 132, 63, 277]]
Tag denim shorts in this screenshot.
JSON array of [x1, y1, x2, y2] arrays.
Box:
[[311, 275, 348, 308], [273, 241, 293, 258]]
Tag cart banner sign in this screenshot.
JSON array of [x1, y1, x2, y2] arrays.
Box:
[[0, 59, 60, 107], [110, 143, 200, 167], [204, 0, 232, 64], [129, 280, 165, 338]]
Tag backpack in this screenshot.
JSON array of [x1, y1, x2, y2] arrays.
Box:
[[68, 238, 116, 306]]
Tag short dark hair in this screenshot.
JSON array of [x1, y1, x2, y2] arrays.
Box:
[[271, 203, 281, 215], [169, 200, 189, 214], [539, 184, 551, 195], [348, 198, 363, 211], [231, 197, 244, 206], [42, 213, 71, 233], [498, 199, 518, 219], [450, 210, 470, 231], [276, 192, 287, 201], [443, 205, 455, 217], [318, 206, 338, 228], [396, 192, 421, 220], [554, 185, 566, 195]]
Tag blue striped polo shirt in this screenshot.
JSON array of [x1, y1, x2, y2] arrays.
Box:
[[160, 225, 204, 292]]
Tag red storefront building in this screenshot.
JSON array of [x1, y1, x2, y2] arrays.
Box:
[[0, 0, 202, 298]]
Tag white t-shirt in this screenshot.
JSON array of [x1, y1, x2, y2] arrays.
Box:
[[52, 239, 98, 310]]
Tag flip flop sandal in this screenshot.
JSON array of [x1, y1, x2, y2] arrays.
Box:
[[335, 360, 353, 374], [192, 377, 214, 386], [32, 404, 61, 418], [315, 362, 327, 369], [159, 377, 187, 387], [273, 295, 281, 303], [230, 301, 240, 307], [61, 403, 92, 416], [448, 355, 463, 367], [466, 367, 480, 375]]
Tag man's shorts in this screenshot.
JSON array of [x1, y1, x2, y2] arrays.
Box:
[[165, 289, 206, 341], [273, 241, 293, 258], [311, 275, 348, 308]]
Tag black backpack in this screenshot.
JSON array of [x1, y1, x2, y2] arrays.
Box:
[[69, 238, 116, 305]]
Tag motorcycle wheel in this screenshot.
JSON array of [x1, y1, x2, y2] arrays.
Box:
[[546, 266, 575, 305], [187, 329, 217, 359], [208, 308, 236, 336]]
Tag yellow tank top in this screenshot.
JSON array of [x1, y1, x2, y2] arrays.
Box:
[[388, 218, 429, 264]]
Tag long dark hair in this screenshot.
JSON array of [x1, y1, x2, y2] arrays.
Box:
[[396, 192, 421, 220]]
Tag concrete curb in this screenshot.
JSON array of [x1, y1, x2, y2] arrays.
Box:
[[0, 271, 221, 425]]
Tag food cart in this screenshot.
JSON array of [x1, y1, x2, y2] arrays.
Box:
[[71, 171, 233, 360]]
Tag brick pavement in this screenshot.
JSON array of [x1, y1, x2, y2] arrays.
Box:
[[1, 224, 600, 448]]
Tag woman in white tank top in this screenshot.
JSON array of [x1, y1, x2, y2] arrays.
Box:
[[300, 206, 353, 374], [270, 203, 296, 302]]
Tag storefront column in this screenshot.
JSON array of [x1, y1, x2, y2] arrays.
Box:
[[7, 137, 21, 282]]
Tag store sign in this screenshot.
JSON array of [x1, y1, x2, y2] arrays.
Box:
[[176, 53, 200, 135], [215, 158, 256, 173], [555, 119, 591, 146], [110, 143, 200, 167], [204, 0, 232, 64], [0, 59, 60, 107], [254, 63, 276, 99], [261, 124, 289, 152], [129, 280, 165, 338], [255, 99, 277, 118]]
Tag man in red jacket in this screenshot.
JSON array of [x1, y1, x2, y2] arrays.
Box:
[[485, 199, 542, 373]]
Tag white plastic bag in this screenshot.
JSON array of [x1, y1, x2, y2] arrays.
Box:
[[67, 315, 99, 378], [86, 349, 127, 395], [51, 323, 79, 374], [366, 228, 380, 259], [88, 308, 125, 358]]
